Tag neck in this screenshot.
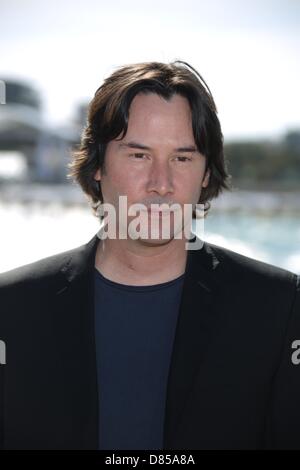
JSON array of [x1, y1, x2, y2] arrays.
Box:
[[95, 235, 189, 286]]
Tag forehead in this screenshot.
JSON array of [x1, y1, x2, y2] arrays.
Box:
[[124, 92, 194, 142]]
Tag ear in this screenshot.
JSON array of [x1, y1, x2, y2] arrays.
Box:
[[94, 168, 101, 182], [202, 168, 210, 188]]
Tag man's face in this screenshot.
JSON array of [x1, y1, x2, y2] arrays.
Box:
[[94, 92, 210, 245]]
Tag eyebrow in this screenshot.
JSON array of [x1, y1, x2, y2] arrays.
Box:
[[118, 141, 198, 153]]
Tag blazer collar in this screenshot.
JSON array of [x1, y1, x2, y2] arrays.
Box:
[[59, 228, 222, 290], [60, 232, 101, 284]]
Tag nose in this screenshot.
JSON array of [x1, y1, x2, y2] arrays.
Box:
[[146, 159, 174, 196]]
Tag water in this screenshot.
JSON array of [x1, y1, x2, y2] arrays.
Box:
[[202, 212, 300, 274], [0, 189, 299, 275]]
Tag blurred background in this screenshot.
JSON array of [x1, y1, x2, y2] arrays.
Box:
[[0, 0, 299, 274]]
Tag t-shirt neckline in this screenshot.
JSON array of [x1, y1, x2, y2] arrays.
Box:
[[94, 267, 185, 292]]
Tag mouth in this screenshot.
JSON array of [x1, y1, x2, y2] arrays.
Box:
[[144, 208, 172, 216]]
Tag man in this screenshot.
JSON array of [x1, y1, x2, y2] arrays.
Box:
[[0, 61, 299, 450]]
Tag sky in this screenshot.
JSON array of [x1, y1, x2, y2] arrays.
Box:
[[0, 0, 299, 140]]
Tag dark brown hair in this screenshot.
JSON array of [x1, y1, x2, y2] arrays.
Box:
[[67, 60, 231, 218]]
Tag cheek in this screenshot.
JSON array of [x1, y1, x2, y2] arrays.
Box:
[[176, 169, 204, 195], [102, 164, 144, 201]]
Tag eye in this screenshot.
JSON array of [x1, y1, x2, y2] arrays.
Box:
[[130, 153, 147, 159], [174, 156, 192, 162]]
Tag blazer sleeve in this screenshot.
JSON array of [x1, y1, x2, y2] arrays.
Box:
[[0, 300, 5, 450], [0, 363, 3, 450], [0, 281, 8, 451], [265, 274, 300, 449]]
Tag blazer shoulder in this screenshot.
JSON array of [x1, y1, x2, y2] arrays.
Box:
[[0, 243, 84, 290], [205, 241, 298, 288]]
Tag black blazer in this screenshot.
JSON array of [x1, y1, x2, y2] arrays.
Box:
[[0, 232, 299, 450]]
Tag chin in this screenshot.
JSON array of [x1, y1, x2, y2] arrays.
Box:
[[137, 235, 175, 247]]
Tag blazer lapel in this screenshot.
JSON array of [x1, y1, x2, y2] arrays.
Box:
[[53, 231, 100, 449], [163, 236, 225, 448]]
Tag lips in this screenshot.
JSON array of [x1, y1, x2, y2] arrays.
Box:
[[144, 204, 173, 211], [145, 208, 171, 214], [147, 208, 169, 212]]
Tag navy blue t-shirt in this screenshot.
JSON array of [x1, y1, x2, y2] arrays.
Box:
[[94, 267, 185, 450]]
